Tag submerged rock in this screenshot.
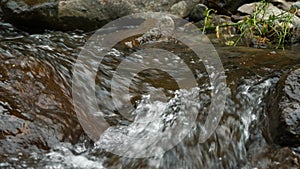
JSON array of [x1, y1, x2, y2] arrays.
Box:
[[266, 66, 300, 147], [0, 28, 85, 155]]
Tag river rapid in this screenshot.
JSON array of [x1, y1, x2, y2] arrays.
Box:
[[1, 15, 300, 169]]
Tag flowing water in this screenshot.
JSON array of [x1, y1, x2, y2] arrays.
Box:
[[1, 16, 300, 169]]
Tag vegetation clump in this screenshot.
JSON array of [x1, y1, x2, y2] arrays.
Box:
[[201, 0, 298, 49]]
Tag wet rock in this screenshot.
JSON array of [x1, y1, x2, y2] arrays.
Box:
[[188, 4, 208, 22], [0, 44, 83, 154], [266, 67, 300, 147], [0, 0, 201, 32], [247, 146, 300, 168], [0, 114, 60, 153]]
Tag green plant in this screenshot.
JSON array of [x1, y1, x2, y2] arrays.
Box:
[[234, 1, 268, 45], [234, 0, 295, 49], [200, 0, 296, 49], [202, 8, 216, 34], [268, 12, 294, 49]]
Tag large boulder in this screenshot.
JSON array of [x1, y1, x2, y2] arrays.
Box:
[[0, 0, 202, 32], [266, 66, 300, 147]]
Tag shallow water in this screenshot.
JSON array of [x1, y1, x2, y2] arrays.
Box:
[[0, 16, 300, 169]]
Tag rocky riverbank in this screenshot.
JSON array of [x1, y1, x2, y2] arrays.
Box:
[[2, 0, 300, 47], [1, 1, 300, 168]]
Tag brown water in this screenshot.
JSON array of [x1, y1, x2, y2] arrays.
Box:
[[0, 16, 300, 169]]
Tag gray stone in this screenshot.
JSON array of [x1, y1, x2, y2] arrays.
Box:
[[170, 0, 202, 18], [266, 67, 300, 147], [292, 1, 300, 9], [271, 0, 292, 11], [170, 1, 190, 18], [291, 1, 300, 17]]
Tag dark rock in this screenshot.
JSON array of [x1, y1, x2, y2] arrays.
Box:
[[0, 0, 129, 32], [266, 66, 300, 147], [203, 0, 251, 15], [0, 6, 2, 16], [0, 0, 60, 32], [188, 4, 208, 22]]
